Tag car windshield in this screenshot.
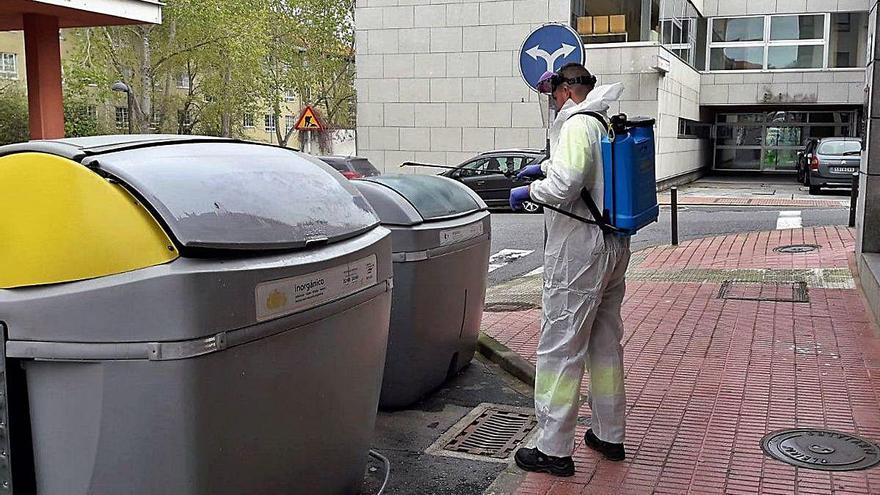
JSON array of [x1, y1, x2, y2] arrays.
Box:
[[818, 140, 861, 156], [351, 159, 380, 176]]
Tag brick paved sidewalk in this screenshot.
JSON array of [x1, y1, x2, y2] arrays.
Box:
[[482, 226, 880, 494]]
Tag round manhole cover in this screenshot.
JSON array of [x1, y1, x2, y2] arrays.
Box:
[[484, 302, 537, 312], [773, 244, 820, 254], [761, 429, 880, 471]]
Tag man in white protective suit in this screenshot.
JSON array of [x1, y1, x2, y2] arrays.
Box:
[[508, 63, 630, 477]]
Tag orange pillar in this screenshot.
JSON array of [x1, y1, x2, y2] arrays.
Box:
[[23, 14, 64, 140]]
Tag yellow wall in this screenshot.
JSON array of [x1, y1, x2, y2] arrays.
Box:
[[0, 31, 26, 85]]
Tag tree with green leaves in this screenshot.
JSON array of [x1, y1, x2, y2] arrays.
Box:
[[0, 83, 29, 145], [64, 0, 267, 136], [261, 0, 356, 149]]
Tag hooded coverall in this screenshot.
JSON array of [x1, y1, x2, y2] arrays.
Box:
[[528, 83, 630, 458]]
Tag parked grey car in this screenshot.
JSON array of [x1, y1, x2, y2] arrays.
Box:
[[318, 155, 381, 179], [803, 137, 861, 195]]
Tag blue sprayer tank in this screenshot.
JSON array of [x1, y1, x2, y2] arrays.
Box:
[[600, 114, 659, 236]]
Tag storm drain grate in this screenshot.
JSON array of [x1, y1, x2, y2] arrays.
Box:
[[773, 244, 820, 254], [718, 280, 809, 303], [761, 428, 880, 471], [426, 403, 537, 462], [484, 301, 538, 312]]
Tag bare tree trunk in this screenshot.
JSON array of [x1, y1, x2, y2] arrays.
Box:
[[135, 26, 152, 133], [221, 60, 231, 137]]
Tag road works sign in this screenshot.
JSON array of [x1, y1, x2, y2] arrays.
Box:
[[518, 24, 585, 91], [295, 106, 324, 131]]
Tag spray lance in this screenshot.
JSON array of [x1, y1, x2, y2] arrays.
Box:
[[398, 162, 623, 234]]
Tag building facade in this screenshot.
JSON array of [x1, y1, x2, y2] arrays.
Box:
[[355, 0, 870, 181]]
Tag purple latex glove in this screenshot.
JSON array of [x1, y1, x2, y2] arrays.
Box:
[[516, 163, 544, 181], [509, 185, 531, 211]]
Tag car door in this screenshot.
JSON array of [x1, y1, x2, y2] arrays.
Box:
[[477, 155, 520, 203], [451, 157, 494, 202]]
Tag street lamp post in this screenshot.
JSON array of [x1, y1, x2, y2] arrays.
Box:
[[111, 81, 132, 134]]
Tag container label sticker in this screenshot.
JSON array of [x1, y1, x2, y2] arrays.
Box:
[[255, 255, 378, 322], [439, 222, 484, 247]]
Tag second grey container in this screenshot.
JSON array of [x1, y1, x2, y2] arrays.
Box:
[[353, 175, 490, 409]]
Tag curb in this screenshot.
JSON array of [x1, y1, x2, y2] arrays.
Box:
[[477, 333, 536, 388]]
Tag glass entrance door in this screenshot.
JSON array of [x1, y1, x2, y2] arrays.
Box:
[[762, 126, 802, 171]]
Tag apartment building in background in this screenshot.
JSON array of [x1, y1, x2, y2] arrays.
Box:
[[355, 0, 869, 183], [0, 31, 302, 146]]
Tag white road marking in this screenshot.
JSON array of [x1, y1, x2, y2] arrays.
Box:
[[525, 266, 544, 277], [488, 249, 533, 272], [776, 210, 803, 230]]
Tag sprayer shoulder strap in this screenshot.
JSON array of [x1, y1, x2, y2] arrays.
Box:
[[565, 111, 614, 233]]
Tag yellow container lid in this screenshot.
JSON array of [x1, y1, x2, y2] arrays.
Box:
[[0, 152, 178, 289]]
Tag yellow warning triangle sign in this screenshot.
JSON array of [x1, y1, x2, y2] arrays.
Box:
[[295, 106, 324, 131]]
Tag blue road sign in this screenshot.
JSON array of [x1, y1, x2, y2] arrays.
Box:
[[519, 24, 585, 91]]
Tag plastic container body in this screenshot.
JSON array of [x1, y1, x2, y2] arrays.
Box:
[[379, 215, 490, 408], [352, 176, 491, 409], [0, 136, 394, 495]]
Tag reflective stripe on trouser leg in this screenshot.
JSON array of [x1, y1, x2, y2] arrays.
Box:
[[587, 248, 630, 444], [534, 292, 600, 457]]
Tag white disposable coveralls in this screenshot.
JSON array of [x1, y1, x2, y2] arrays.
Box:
[[528, 83, 631, 458]]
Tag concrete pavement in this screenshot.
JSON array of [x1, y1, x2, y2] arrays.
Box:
[[480, 226, 880, 494]]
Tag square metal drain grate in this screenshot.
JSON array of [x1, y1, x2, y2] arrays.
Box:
[[425, 403, 537, 463], [718, 280, 809, 303]]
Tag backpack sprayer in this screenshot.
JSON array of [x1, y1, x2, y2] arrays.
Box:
[[400, 113, 659, 236]]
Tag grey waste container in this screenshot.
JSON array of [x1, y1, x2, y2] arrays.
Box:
[[0, 136, 393, 495], [352, 175, 490, 409]]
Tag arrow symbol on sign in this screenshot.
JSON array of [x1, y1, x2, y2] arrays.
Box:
[[525, 43, 577, 73]]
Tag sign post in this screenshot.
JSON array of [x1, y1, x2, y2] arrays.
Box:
[[294, 105, 324, 154]]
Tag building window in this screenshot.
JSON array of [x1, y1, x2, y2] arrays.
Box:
[[178, 110, 192, 128], [284, 89, 296, 102], [176, 73, 190, 89], [677, 118, 710, 139], [115, 106, 129, 129], [0, 52, 17, 79], [150, 109, 162, 130], [572, 0, 662, 44], [660, 0, 701, 67], [243, 113, 254, 128], [86, 105, 98, 120], [707, 12, 868, 71], [830, 12, 868, 68], [264, 114, 276, 132], [285, 115, 295, 133]]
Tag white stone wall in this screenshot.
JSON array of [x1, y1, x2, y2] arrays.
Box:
[[700, 70, 867, 105], [699, 1, 869, 105], [586, 43, 708, 182], [354, 0, 570, 172], [656, 50, 709, 182]]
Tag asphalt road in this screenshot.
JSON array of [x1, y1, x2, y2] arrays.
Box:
[[487, 205, 850, 286]]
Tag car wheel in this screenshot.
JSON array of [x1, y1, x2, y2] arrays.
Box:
[[522, 200, 542, 213], [806, 175, 820, 195]]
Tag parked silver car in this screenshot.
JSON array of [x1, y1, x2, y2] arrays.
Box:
[[802, 137, 861, 195]]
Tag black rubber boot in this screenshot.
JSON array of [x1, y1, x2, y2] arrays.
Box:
[[584, 429, 625, 461], [514, 447, 575, 477]]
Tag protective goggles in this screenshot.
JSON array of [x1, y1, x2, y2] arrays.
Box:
[[536, 71, 597, 94]]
